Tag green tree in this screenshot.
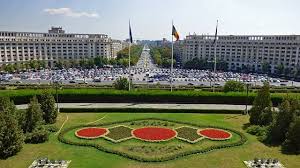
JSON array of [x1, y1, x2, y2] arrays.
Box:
[[266, 98, 298, 144], [223, 80, 245, 92], [94, 56, 104, 67], [0, 97, 17, 117], [109, 58, 117, 65], [3, 64, 15, 73], [150, 48, 162, 66], [117, 45, 142, 66], [62, 60, 71, 69], [262, 62, 270, 74], [249, 82, 273, 125], [118, 58, 129, 67], [87, 59, 95, 69], [39, 91, 58, 124], [38, 60, 47, 69], [217, 60, 228, 71], [0, 97, 25, 128], [24, 126, 49, 144], [13, 63, 21, 72], [282, 116, 300, 154], [23, 96, 43, 133], [162, 58, 174, 68], [284, 67, 291, 77], [55, 60, 64, 69], [29, 60, 39, 70], [276, 64, 284, 75], [113, 77, 130, 90], [0, 98, 24, 159], [0, 112, 24, 159], [69, 59, 79, 68]]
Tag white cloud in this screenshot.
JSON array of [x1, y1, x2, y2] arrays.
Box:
[[43, 8, 99, 18]]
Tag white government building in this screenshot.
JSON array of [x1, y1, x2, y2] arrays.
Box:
[[0, 27, 123, 67], [182, 35, 300, 73]]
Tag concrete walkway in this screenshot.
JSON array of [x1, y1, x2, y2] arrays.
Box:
[[16, 103, 251, 111]]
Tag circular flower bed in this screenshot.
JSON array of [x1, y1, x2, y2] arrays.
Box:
[[132, 127, 177, 142], [198, 128, 232, 140], [75, 127, 108, 139]]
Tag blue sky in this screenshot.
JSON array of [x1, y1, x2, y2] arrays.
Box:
[[0, 0, 299, 40]]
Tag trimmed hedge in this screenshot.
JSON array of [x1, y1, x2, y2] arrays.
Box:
[[0, 88, 291, 106], [59, 108, 243, 114], [58, 118, 248, 162]]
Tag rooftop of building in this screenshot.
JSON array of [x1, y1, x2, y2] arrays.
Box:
[[0, 27, 109, 39]]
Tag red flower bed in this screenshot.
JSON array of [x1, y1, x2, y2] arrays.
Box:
[[132, 127, 177, 142], [198, 128, 232, 140], [75, 127, 108, 139]]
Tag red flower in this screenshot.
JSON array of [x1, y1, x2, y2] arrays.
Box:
[[76, 127, 108, 139], [132, 127, 177, 142], [198, 128, 231, 140]]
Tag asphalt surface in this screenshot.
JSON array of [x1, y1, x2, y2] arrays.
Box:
[[16, 103, 252, 111]]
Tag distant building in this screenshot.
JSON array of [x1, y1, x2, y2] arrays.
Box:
[[174, 40, 184, 66], [137, 39, 171, 48], [181, 34, 300, 73], [0, 27, 121, 67], [110, 40, 123, 59]]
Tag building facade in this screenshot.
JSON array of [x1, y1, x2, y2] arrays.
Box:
[[0, 27, 122, 67], [182, 35, 300, 73]]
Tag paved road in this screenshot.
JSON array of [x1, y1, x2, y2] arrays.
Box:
[[16, 103, 251, 111], [135, 45, 157, 69]]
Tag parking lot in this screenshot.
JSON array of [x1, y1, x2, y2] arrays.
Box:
[[0, 47, 299, 87]]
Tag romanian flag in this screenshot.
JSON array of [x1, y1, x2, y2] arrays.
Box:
[[172, 25, 179, 41]]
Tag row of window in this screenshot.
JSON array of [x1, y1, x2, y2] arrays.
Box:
[[186, 40, 300, 45]]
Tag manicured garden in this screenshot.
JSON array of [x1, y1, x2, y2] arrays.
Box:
[[1, 113, 299, 168], [60, 118, 243, 161]]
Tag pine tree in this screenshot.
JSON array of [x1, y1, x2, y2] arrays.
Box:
[[249, 82, 273, 125], [23, 96, 43, 133], [39, 90, 58, 124], [267, 98, 298, 144], [0, 97, 24, 159], [282, 117, 300, 154], [0, 97, 17, 116]]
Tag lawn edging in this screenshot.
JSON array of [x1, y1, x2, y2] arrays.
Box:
[[58, 117, 248, 162]]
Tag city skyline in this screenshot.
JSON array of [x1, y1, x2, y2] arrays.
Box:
[[0, 0, 300, 40]]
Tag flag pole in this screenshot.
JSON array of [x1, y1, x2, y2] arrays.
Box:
[[128, 42, 131, 91], [213, 20, 218, 74], [171, 20, 174, 92], [128, 20, 131, 91], [213, 20, 218, 92]]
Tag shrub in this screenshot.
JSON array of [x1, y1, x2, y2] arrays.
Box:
[[43, 125, 59, 133], [113, 77, 131, 90], [246, 125, 267, 136], [246, 125, 268, 142], [224, 80, 245, 92], [25, 126, 49, 144]]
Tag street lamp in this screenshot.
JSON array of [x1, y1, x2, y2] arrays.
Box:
[[56, 81, 59, 112], [245, 83, 250, 115]]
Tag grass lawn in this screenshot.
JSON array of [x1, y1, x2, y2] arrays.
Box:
[[0, 112, 299, 168]]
